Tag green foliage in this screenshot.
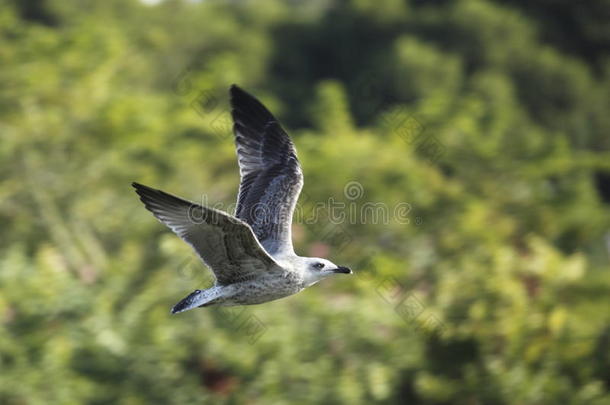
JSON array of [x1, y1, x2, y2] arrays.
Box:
[[1, 0, 609, 404]]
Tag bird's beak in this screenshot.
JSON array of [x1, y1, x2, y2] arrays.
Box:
[[333, 266, 352, 274]]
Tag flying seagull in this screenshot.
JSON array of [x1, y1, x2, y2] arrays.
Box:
[[133, 85, 352, 314]]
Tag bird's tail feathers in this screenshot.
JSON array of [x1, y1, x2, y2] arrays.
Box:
[[171, 288, 218, 314]]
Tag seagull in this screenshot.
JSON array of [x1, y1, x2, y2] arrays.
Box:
[[133, 85, 352, 314]]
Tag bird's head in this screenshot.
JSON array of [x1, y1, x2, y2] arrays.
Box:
[[301, 257, 352, 287]]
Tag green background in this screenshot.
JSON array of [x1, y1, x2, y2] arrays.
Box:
[[1, 0, 610, 403]]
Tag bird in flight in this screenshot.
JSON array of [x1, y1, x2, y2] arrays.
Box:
[[133, 85, 352, 314]]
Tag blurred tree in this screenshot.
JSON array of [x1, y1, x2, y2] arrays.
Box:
[[1, 0, 609, 404]]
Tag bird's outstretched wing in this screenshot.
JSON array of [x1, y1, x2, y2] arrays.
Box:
[[132, 182, 280, 285], [230, 85, 303, 256]]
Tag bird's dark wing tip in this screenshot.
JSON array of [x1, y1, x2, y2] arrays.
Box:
[[131, 182, 156, 199], [230, 84, 256, 107], [229, 84, 245, 99], [132, 181, 153, 192]]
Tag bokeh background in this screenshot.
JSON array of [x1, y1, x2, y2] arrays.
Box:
[[2, 0, 610, 403]]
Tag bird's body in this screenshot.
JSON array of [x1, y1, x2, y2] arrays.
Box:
[[190, 270, 303, 307], [133, 85, 351, 314]]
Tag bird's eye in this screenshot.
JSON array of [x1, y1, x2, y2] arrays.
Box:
[[313, 262, 325, 269]]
